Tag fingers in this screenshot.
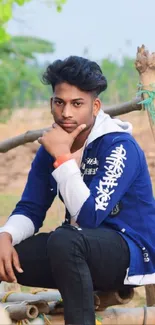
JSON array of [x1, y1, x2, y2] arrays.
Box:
[[38, 137, 42, 144], [4, 256, 17, 283], [12, 249, 23, 274], [38, 130, 48, 144], [71, 124, 86, 139], [0, 261, 8, 282], [38, 125, 56, 144], [0, 250, 23, 283], [52, 123, 57, 128]]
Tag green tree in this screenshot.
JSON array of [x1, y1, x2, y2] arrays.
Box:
[[0, 35, 55, 60], [0, 0, 67, 43], [100, 57, 139, 104], [0, 36, 54, 110]]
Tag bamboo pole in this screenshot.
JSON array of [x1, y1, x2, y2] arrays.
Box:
[[0, 289, 134, 313], [97, 306, 155, 325], [0, 290, 61, 303], [4, 302, 38, 321], [94, 288, 134, 311], [46, 306, 155, 325]]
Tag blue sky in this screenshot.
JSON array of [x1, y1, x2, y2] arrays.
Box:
[[8, 0, 155, 62]]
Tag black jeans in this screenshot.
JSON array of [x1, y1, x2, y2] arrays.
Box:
[[14, 225, 130, 325]]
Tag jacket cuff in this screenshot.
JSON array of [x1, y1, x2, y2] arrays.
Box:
[[0, 214, 35, 246], [52, 159, 79, 181], [52, 159, 90, 218]]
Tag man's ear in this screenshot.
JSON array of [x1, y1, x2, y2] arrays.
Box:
[[93, 98, 101, 117], [50, 97, 53, 115]]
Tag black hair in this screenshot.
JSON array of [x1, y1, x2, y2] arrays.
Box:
[[42, 56, 107, 96]]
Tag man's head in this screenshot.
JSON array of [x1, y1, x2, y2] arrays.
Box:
[[42, 56, 107, 133]]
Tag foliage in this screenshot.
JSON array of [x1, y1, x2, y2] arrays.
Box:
[[0, 36, 55, 59], [0, 36, 54, 110], [0, 0, 67, 43], [100, 56, 139, 104]]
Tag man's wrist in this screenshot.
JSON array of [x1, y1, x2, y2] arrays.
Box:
[[53, 153, 72, 168], [50, 146, 71, 160], [54, 151, 71, 160], [0, 232, 12, 242]]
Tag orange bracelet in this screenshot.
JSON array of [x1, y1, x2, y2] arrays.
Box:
[[53, 154, 72, 169]]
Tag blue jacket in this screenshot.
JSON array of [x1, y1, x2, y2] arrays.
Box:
[[10, 110, 155, 285]]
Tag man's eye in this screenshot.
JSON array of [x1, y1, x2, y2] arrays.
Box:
[[55, 100, 63, 106], [73, 102, 82, 107]]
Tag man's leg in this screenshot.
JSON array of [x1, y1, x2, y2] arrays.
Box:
[[14, 232, 57, 289], [47, 225, 130, 325]]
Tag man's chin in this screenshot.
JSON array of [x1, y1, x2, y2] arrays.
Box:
[[59, 124, 77, 133]]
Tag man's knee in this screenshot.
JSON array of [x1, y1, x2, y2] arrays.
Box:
[[47, 226, 82, 263]]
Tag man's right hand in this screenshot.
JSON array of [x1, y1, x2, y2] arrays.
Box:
[[0, 233, 23, 283]]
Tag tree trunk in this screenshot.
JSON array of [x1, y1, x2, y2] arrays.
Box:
[[135, 44, 155, 140], [135, 45, 155, 306]]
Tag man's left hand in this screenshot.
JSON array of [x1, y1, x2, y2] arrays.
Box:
[[38, 123, 86, 159]]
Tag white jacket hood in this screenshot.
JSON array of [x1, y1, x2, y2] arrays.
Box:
[[87, 109, 133, 146]]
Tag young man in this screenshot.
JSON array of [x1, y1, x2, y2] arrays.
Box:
[[0, 56, 155, 325]]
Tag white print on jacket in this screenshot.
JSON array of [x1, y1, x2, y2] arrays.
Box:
[[95, 144, 127, 211], [81, 158, 99, 176]]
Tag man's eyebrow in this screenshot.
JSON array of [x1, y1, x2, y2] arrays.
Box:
[[54, 97, 64, 101], [54, 97, 85, 102], [72, 98, 85, 101]]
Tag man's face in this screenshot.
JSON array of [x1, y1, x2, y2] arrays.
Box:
[[51, 82, 101, 133]]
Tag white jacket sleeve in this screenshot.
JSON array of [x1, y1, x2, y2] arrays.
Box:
[[52, 159, 90, 219], [0, 214, 35, 246]]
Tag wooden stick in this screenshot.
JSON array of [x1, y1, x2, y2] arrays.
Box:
[[0, 97, 142, 153], [104, 96, 141, 116], [0, 127, 51, 153]]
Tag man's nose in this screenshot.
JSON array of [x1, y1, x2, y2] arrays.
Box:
[[62, 104, 73, 118]]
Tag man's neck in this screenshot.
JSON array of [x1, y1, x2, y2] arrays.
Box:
[[71, 124, 93, 153]]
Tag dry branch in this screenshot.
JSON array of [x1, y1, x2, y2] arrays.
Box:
[[105, 96, 141, 116], [0, 97, 142, 153], [0, 127, 51, 153]]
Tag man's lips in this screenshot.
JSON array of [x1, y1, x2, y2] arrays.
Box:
[[59, 122, 77, 127]]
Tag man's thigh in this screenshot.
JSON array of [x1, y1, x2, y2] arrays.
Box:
[[79, 227, 130, 291], [14, 232, 57, 289]]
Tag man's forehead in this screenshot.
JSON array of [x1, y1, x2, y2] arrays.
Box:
[[54, 82, 89, 100]]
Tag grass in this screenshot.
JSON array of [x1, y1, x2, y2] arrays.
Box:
[[0, 193, 20, 216], [0, 192, 64, 230]]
